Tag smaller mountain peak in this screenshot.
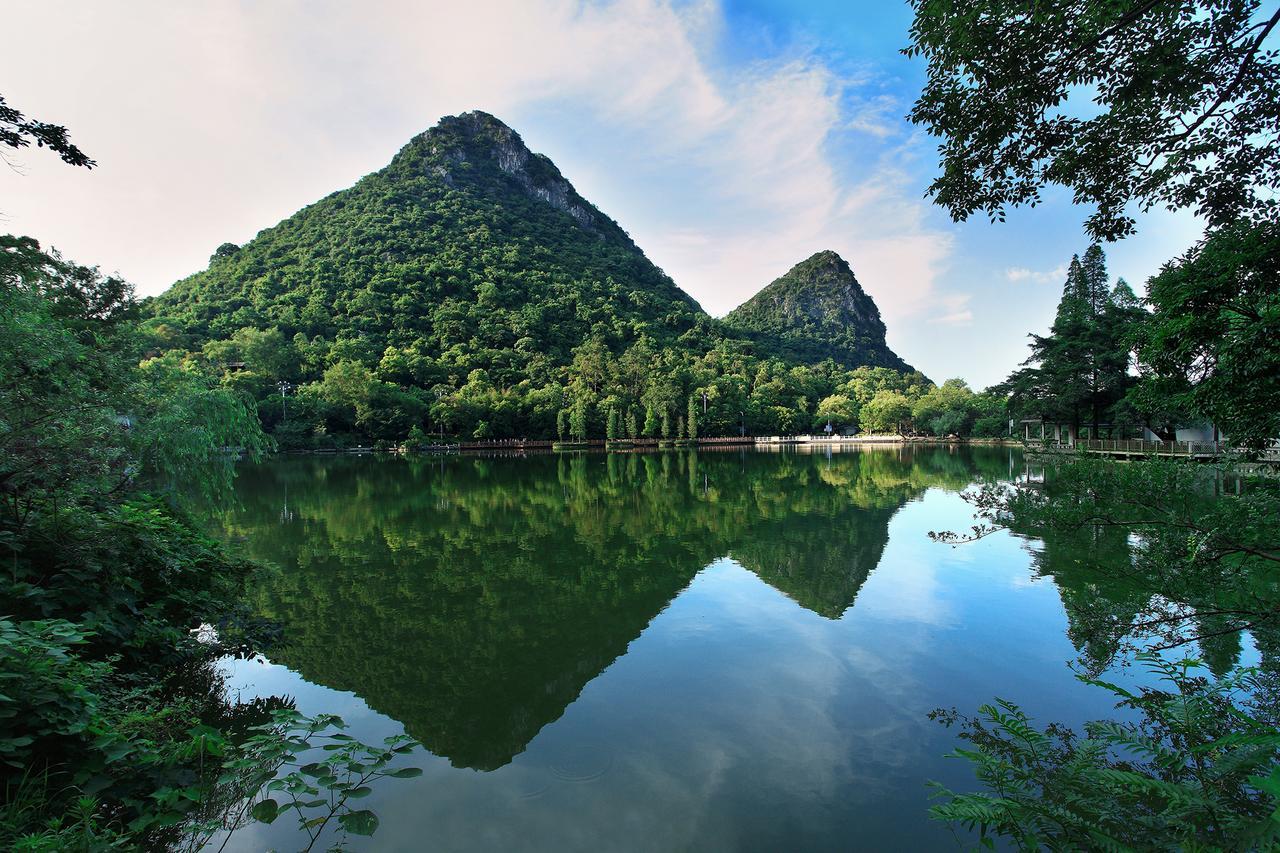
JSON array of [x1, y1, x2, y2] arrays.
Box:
[[723, 251, 910, 372]]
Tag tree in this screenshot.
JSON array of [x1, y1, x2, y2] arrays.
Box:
[[815, 394, 858, 432], [606, 407, 620, 441], [1005, 245, 1137, 437], [232, 326, 294, 378], [643, 406, 658, 438], [569, 395, 590, 441], [861, 390, 912, 434], [906, 0, 1280, 240], [912, 379, 979, 436], [0, 93, 95, 168], [970, 393, 1011, 438], [686, 394, 699, 440], [1133, 218, 1280, 451], [317, 360, 377, 428], [0, 235, 284, 842]]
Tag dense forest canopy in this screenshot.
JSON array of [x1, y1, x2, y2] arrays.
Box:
[[724, 250, 911, 371]]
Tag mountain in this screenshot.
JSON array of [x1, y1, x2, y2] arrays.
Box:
[[149, 111, 709, 382], [145, 113, 926, 443], [724, 250, 910, 371]]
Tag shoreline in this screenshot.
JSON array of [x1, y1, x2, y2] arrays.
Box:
[[277, 435, 1023, 455]]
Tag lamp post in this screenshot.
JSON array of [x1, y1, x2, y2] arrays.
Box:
[[276, 380, 295, 421], [434, 387, 446, 442]]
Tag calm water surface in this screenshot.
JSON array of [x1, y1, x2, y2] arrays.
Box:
[[205, 446, 1217, 851]]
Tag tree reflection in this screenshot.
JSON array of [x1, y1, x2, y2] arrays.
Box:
[[208, 447, 987, 769]]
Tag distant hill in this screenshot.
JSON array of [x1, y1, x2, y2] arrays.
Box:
[[150, 111, 710, 382], [724, 250, 911, 371]]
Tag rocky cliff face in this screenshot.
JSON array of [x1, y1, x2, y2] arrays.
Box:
[[724, 251, 911, 371], [388, 111, 627, 245]]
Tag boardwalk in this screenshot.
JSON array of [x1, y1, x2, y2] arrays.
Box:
[[1030, 438, 1280, 463]]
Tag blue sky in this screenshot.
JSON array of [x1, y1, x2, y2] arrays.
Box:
[[1, 0, 1203, 387]]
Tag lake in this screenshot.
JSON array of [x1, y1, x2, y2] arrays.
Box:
[[205, 445, 1218, 851]]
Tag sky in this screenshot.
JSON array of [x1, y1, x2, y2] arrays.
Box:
[[1, 0, 1205, 388]]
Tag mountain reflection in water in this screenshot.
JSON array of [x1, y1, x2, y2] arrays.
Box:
[[211, 446, 1007, 770]]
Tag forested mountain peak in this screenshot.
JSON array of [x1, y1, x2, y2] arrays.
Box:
[[149, 110, 708, 391], [386, 111, 632, 247], [724, 250, 910, 372], [144, 116, 927, 444]]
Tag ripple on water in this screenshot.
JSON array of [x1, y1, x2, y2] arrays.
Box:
[[514, 773, 553, 800], [548, 744, 614, 783]]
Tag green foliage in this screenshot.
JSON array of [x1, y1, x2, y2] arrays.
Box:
[[136, 115, 923, 444], [133, 355, 272, 495], [929, 654, 1280, 849], [405, 423, 428, 448], [814, 394, 857, 432], [0, 93, 94, 169], [1003, 243, 1144, 436], [912, 379, 979, 437], [642, 405, 658, 438], [1133, 218, 1280, 453], [0, 234, 268, 508], [0, 620, 106, 772], [723, 250, 911, 370], [861, 390, 912, 434], [212, 710, 420, 852], [906, 0, 1280, 240], [936, 455, 1280, 669], [0, 235, 292, 847]]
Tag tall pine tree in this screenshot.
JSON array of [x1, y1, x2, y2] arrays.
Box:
[[1007, 245, 1138, 439]]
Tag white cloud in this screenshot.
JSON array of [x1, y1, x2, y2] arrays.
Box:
[[927, 294, 973, 327], [847, 93, 900, 139], [0, 0, 955, 328], [1005, 264, 1068, 284]]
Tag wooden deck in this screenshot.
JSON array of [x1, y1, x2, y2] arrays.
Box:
[[1030, 438, 1280, 462]]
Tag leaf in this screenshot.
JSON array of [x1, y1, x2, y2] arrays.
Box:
[[386, 767, 423, 778], [338, 809, 380, 836], [250, 798, 280, 824], [347, 786, 374, 798]]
